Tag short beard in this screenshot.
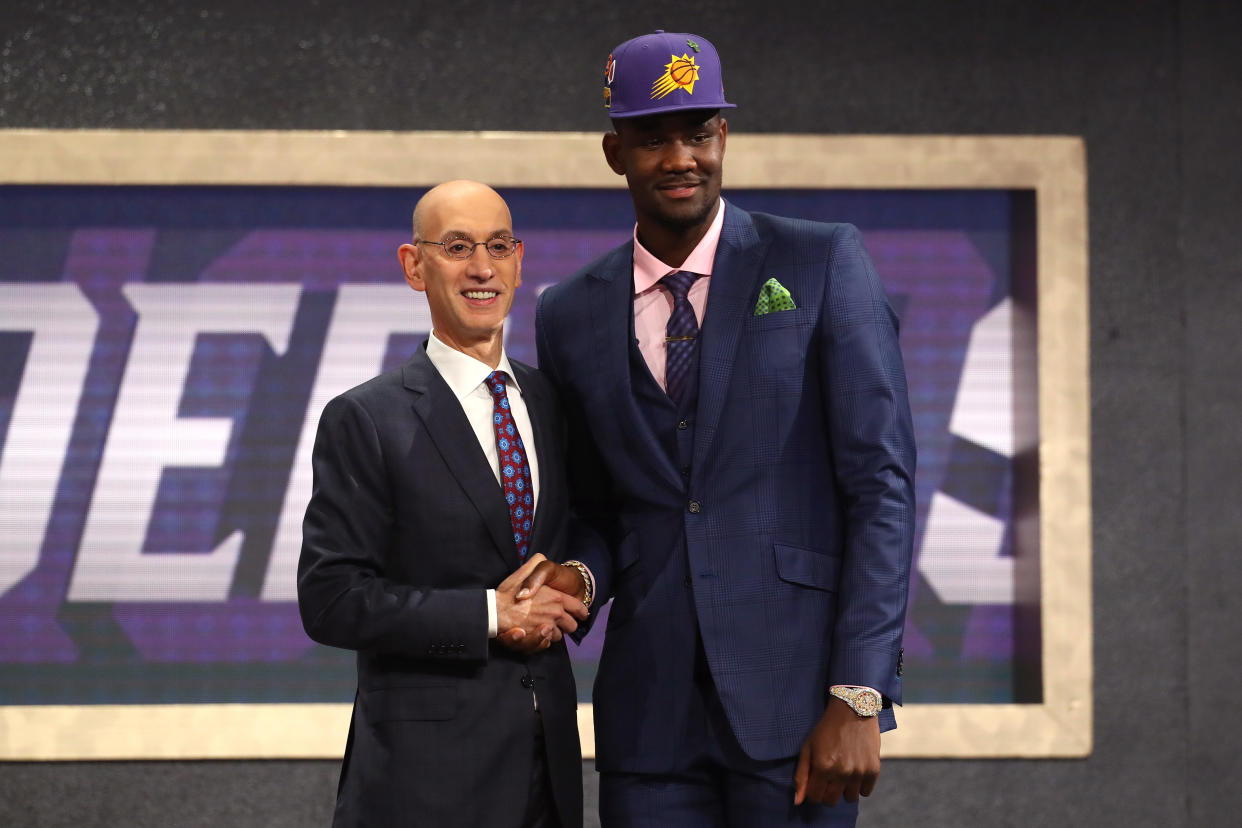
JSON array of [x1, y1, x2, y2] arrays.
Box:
[[656, 194, 717, 230]]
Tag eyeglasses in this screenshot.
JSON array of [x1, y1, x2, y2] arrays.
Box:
[[416, 236, 522, 260]]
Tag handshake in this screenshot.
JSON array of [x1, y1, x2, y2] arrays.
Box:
[[495, 554, 591, 654]]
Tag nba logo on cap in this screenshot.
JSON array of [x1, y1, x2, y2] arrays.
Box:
[[603, 53, 616, 107], [603, 30, 737, 119]]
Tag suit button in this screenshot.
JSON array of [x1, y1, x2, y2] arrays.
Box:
[[521, 675, 535, 689], [680, 466, 690, 478], [688, 500, 701, 513], [677, 419, 688, 430]]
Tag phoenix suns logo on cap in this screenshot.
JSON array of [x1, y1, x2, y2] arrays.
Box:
[[651, 53, 700, 100]]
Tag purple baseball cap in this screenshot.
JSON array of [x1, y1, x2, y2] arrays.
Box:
[[603, 30, 736, 118]]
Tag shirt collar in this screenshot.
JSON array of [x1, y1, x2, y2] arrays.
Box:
[[632, 198, 727, 296], [425, 331, 521, 400]]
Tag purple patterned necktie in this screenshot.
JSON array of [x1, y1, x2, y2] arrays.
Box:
[[486, 371, 534, 560], [660, 270, 700, 406]]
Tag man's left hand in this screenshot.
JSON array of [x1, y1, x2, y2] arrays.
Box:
[[792, 697, 881, 807]]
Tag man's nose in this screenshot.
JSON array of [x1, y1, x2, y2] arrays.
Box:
[[661, 140, 696, 171], [464, 245, 494, 276]]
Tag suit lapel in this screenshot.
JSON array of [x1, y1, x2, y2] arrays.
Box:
[[693, 204, 769, 472], [403, 348, 520, 569], [586, 245, 683, 492]]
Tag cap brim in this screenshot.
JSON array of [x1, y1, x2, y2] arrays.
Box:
[[609, 101, 736, 120]]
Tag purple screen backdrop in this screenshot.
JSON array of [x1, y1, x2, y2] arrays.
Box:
[[0, 186, 1037, 705]]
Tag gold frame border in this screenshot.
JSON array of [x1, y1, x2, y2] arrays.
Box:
[[0, 129, 1090, 759]]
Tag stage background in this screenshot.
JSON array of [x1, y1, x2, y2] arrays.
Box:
[[0, 183, 1043, 710], [1, 1, 1238, 826]]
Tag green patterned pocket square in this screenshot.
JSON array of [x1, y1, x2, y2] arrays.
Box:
[[753, 278, 796, 316]]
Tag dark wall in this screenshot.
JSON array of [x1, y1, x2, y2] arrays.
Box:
[[3, 1, 1240, 825]]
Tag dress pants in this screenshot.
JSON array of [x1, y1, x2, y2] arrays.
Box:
[[599, 640, 859, 828], [522, 712, 563, 828]]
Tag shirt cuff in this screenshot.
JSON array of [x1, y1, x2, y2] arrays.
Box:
[[487, 588, 498, 638]]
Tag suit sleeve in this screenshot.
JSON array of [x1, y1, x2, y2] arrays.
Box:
[[297, 393, 489, 661], [820, 223, 917, 702], [535, 290, 618, 635]]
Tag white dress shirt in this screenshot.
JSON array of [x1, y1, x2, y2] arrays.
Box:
[[425, 332, 540, 638]]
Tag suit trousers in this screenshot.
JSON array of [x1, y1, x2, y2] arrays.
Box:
[[523, 712, 563, 828], [598, 639, 859, 828]]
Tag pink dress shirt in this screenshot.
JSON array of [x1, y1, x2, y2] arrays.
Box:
[[631, 199, 725, 387]]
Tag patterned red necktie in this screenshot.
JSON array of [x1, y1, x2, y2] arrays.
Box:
[[486, 371, 533, 560], [660, 270, 700, 406]]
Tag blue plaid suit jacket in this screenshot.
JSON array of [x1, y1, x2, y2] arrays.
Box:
[[535, 203, 916, 771]]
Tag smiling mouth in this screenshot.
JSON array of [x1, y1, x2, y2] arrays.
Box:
[[464, 290, 498, 300], [659, 180, 701, 198]]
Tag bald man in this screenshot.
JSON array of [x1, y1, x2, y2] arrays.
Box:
[[298, 181, 586, 828]]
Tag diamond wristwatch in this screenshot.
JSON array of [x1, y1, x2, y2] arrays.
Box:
[[829, 685, 882, 717]]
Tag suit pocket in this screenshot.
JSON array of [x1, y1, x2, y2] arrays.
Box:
[[363, 685, 457, 722], [773, 543, 840, 592], [747, 305, 816, 331], [743, 307, 816, 382]]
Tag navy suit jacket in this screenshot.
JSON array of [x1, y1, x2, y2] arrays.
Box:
[[535, 204, 916, 772], [298, 345, 582, 828]]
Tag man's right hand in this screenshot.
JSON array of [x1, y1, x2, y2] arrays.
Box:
[[495, 554, 588, 654], [516, 560, 588, 604]]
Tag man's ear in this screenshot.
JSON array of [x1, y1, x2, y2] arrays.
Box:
[[602, 131, 625, 176], [398, 243, 425, 292]]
